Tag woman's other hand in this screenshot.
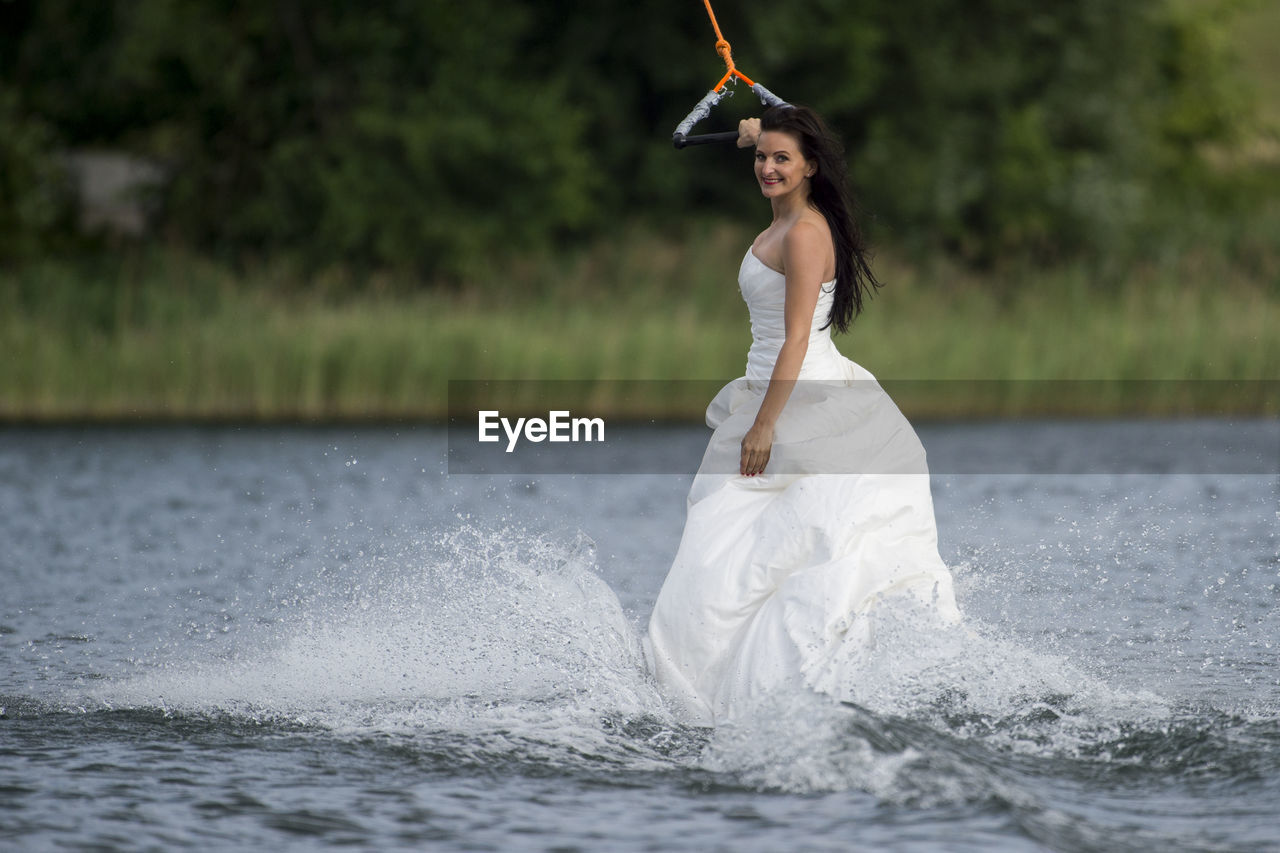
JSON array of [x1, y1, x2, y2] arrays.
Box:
[[737, 118, 761, 149], [740, 421, 773, 476]]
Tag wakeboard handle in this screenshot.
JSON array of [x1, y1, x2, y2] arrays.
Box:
[[672, 82, 789, 149]]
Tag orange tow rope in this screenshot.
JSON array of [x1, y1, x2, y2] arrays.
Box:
[[672, 2, 786, 148], [702, 0, 756, 91]]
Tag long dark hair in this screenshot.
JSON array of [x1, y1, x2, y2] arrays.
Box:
[[759, 105, 880, 333]]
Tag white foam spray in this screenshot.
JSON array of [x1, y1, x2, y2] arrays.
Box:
[[91, 525, 1175, 797]]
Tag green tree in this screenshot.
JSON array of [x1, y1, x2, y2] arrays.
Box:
[[0, 0, 1255, 270]]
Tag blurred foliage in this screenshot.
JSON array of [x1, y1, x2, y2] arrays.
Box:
[[739, 0, 1255, 263], [0, 87, 76, 261], [0, 0, 1260, 272]]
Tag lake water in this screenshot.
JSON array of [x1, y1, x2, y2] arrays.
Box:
[[1, 421, 1277, 851]]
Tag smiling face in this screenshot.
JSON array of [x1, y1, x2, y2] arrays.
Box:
[[754, 130, 815, 200]]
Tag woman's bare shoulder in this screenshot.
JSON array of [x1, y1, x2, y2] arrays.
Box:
[[783, 216, 830, 248], [782, 215, 835, 279]]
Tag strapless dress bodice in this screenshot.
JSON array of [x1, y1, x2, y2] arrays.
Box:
[[738, 249, 865, 383]]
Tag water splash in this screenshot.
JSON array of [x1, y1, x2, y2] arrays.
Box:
[[91, 527, 680, 773], [84, 524, 1267, 808], [698, 600, 1174, 798]]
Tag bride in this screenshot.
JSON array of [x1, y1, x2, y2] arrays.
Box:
[[645, 105, 961, 726]]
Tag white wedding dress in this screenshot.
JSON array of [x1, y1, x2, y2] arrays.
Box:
[[645, 248, 961, 726]]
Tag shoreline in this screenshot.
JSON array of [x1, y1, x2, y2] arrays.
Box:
[[3, 227, 1278, 423]]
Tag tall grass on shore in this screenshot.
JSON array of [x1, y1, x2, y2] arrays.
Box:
[[2, 219, 1277, 421]]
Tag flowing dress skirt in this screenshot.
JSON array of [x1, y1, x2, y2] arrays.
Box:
[[646, 373, 961, 726]]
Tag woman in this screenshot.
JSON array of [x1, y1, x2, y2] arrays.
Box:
[[645, 105, 961, 726]]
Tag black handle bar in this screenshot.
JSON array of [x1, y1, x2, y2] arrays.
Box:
[[671, 83, 786, 150], [672, 130, 742, 149]]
